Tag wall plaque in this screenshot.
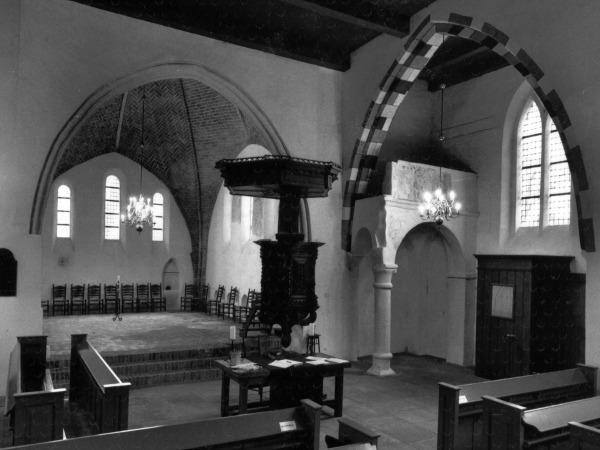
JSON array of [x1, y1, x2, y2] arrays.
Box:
[[491, 284, 514, 319]]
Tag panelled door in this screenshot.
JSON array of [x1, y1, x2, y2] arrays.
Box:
[[475, 256, 529, 379]]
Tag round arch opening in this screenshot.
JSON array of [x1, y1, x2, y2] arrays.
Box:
[[391, 223, 466, 363]]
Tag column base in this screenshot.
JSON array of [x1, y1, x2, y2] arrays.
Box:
[[367, 353, 396, 376]]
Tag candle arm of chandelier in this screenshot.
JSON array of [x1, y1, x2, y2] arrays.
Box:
[[418, 188, 461, 223]]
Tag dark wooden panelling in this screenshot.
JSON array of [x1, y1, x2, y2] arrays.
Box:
[[475, 255, 585, 379]]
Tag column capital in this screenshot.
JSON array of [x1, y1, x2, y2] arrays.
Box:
[[373, 263, 398, 274]]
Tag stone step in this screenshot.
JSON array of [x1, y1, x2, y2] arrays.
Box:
[[119, 368, 222, 389], [47, 347, 230, 390]]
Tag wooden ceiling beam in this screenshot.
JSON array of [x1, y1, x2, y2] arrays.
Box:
[[426, 46, 492, 74], [275, 0, 411, 38]]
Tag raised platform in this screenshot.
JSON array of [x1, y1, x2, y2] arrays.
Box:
[[43, 312, 240, 389]]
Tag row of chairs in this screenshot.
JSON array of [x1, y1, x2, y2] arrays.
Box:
[[206, 285, 260, 324], [42, 283, 166, 316], [179, 283, 210, 312]]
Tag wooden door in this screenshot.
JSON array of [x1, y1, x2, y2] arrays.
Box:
[[475, 256, 530, 379]]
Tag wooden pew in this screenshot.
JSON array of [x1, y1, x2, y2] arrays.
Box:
[[69, 334, 130, 434], [437, 364, 597, 449], [481, 395, 600, 449], [325, 417, 380, 448], [4, 336, 66, 446], [569, 422, 600, 449], [8, 399, 322, 450]]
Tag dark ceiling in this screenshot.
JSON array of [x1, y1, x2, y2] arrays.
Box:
[[71, 0, 434, 70], [419, 36, 509, 90], [72, 0, 509, 88]]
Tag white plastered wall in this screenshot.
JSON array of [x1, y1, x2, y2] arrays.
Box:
[[40, 153, 193, 311]]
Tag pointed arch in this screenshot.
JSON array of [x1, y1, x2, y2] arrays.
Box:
[[30, 62, 292, 236], [342, 14, 594, 252]]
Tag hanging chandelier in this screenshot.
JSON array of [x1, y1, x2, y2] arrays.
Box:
[[418, 167, 462, 225], [417, 50, 462, 225], [121, 88, 153, 232]]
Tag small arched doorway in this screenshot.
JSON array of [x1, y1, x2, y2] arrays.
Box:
[[162, 258, 180, 311], [392, 223, 466, 363]]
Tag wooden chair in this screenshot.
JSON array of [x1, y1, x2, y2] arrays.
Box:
[[200, 283, 210, 312], [219, 286, 238, 319], [150, 283, 165, 312], [180, 283, 197, 312], [51, 283, 68, 316], [192, 283, 208, 312], [103, 284, 119, 315], [121, 283, 135, 313], [241, 292, 273, 357], [70, 284, 86, 315], [234, 289, 255, 323], [86, 284, 102, 314], [136, 283, 150, 312], [207, 284, 225, 316]]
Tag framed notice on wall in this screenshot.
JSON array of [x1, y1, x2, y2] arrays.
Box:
[[491, 284, 514, 319]]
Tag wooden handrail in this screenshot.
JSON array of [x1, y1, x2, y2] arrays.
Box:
[[69, 334, 130, 433]]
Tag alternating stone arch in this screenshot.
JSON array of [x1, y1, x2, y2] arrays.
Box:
[[342, 13, 594, 252]]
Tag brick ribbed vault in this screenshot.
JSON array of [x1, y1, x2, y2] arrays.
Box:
[[50, 78, 272, 281], [342, 13, 595, 253]]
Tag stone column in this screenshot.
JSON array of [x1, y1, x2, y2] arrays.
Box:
[[368, 263, 397, 376]]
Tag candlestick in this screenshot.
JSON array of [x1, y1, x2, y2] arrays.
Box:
[[310, 323, 315, 336], [229, 325, 236, 340]]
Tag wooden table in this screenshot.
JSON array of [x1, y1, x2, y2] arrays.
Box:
[[214, 359, 270, 416], [215, 353, 351, 417]]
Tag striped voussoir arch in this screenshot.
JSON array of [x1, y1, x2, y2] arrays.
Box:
[[342, 13, 595, 253]]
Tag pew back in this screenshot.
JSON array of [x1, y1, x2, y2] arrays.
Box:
[[437, 365, 597, 449], [4, 336, 65, 446], [69, 334, 130, 434], [8, 399, 322, 450], [569, 422, 600, 450], [482, 395, 600, 450]]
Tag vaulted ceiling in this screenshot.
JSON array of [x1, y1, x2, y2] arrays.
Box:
[[56, 79, 269, 276]]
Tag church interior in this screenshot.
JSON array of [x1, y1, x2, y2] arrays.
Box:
[[1, 0, 600, 448]]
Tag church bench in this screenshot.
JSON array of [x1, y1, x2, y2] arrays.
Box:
[[69, 334, 130, 434], [325, 417, 380, 448], [481, 395, 600, 449], [4, 336, 66, 446], [8, 398, 322, 450], [569, 421, 600, 449], [437, 364, 597, 449]]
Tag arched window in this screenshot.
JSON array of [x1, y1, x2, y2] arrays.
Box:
[[152, 192, 164, 242], [104, 175, 120, 240], [56, 184, 71, 238], [517, 100, 571, 228]]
